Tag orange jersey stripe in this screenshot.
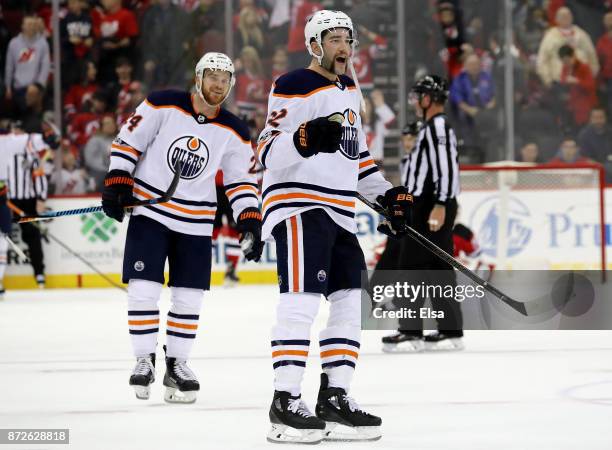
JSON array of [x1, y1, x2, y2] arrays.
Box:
[[263, 193, 355, 211], [359, 159, 375, 169], [112, 143, 141, 157], [133, 188, 216, 216], [290, 216, 299, 292], [320, 349, 359, 359], [226, 185, 258, 197], [272, 350, 309, 358], [167, 321, 198, 330], [272, 83, 355, 99], [128, 319, 159, 326]]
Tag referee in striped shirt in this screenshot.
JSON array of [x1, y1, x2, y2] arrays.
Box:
[[382, 75, 464, 352]]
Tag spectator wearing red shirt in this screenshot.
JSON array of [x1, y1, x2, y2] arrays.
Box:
[[597, 12, 612, 115], [287, 0, 322, 70], [235, 46, 269, 122], [68, 90, 108, 149], [547, 136, 592, 165], [92, 0, 139, 84], [558, 44, 597, 128], [64, 60, 99, 120], [351, 25, 388, 93]]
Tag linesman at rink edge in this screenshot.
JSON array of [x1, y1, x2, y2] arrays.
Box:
[[382, 75, 464, 353], [101, 52, 263, 404], [257, 9, 412, 444]]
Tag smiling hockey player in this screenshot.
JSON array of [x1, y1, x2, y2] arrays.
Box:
[[257, 10, 412, 444], [102, 52, 263, 404]]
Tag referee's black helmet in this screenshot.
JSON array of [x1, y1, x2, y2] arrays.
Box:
[[411, 74, 449, 104]]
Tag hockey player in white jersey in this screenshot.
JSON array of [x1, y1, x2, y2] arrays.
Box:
[[257, 10, 413, 443], [101, 52, 263, 403]]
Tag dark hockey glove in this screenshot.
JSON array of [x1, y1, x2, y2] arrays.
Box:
[[293, 113, 343, 158], [102, 170, 135, 222], [376, 186, 413, 237], [236, 207, 264, 262]]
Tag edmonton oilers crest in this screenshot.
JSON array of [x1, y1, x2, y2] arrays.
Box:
[[167, 136, 209, 179], [339, 108, 359, 160]]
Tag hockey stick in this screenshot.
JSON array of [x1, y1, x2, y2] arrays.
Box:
[[8, 201, 126, 291], [17, 161, 182, 223], [3, 233, 29, 262], [357, 193, 528, 316]]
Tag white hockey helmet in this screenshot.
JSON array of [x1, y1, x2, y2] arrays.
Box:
[[304, 10, 356, 64], [194, 52, 236, 105]]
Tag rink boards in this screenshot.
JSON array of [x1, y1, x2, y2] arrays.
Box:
[[4, 187, 611, 289]]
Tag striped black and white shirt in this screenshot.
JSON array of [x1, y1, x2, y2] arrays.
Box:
[[0, 133, 49, 200], [402, 114, 460, 204]]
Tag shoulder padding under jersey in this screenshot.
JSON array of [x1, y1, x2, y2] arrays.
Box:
[[274, 68, 355, 97], [211, 109, 251, 143], [146, 90, 194, 114]]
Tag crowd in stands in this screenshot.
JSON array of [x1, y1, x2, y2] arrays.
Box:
[[1, 0, 611, 195]]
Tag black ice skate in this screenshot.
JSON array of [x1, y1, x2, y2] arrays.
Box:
[[423, 331, 464, 351], [381, 331, 424, 353], [223, 264, 239, 287], [129, 353, 155, 400], [267, 390, 325, 444], [315, 374, 382, 441], [162, 346, 199, 404]]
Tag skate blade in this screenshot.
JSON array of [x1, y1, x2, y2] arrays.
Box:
[[164, 386, 197, 404], [382, 341, 424, 353], [323, 422, 382, 441], [424, 338, 464, 352], [132, 385, 151, 400], [266, 424, 323, 444]]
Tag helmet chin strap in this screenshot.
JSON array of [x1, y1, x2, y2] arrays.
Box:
[[348, 57, 366, 116]]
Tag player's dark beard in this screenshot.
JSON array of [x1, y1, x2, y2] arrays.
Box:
[[321, 54, 335, 73]]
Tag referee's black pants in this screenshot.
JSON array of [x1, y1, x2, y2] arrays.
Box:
[[12, 198, 45, 277], [396, 197, 463, 335]]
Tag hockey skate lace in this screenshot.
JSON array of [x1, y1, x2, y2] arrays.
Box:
[[343, 394, 365, 414], [174, 360, 196, 381], [287, 398, 314, 418], [134, 357, 152, 375]]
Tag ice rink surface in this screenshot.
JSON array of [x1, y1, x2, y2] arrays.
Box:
[[1, 285, 611, 450]]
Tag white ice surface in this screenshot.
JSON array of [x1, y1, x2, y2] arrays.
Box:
[[1, 285, 611, 450]]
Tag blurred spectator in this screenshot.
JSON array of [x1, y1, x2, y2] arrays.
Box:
[[236, 2, 265, 54], [140, 0, 189, 90], [68, 90, 108, 148], [287, 0, 322, 70], [235, 46, 269, 121], [60, 0, 94, 88], [547, 136, 592, 165], [450, 53, 496, 124], [64, 60, 99, 120], [191, 0, 226, 56], [558, 44, 597, 128], [51, 150, 91, 195], [116, 80, 147, 126], [271, 46, 289, 81], [19, 83, 45, 133], [517, 142, 542, 163], [536, 6, 599, 87], [437, 1, 468, 81], [266, 0, 291, 46], [596, 12, 612, 115], [4, 14, 50, 117], [516, 5, 549, 59], [577, 107, 612, 164], [92, 0, 139, 84], [352, 25, 388, 93], [83, 114, 116, 191], [105, 57, 134, 111], [366, 89, 395, 163]]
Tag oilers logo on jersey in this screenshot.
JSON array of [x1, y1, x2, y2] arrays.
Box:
[[167, 136, 210, 180], [340, 108, 359, 160]]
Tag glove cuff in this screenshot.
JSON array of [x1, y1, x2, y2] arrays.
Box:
[[239, 208, 262, 222], [104, 170, 134, 188]]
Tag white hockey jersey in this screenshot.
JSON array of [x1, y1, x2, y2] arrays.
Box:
[[0, 133, 49, 200], [256, 68, 392, 240], [109, 90, 259, 236]]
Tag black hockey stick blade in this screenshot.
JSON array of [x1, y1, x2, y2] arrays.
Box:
[[18, 161, 183, 223], [357, 193, 528, 316]]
